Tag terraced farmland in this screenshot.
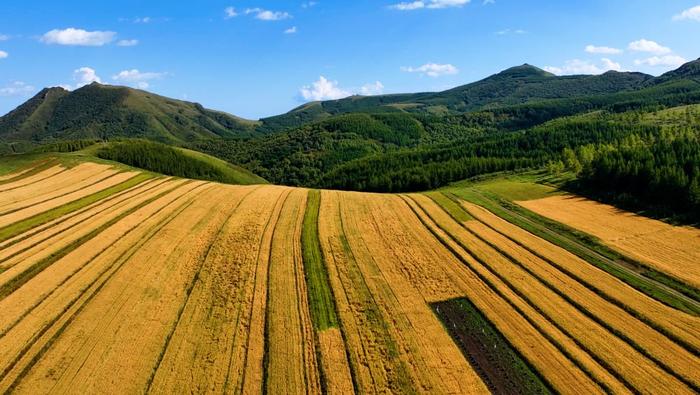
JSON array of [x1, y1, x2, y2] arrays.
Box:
[[0, 158, 698, 394]]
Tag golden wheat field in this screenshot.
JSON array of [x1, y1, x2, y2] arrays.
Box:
[[0, 160, 698, 394], [518, 195, 700, 289]]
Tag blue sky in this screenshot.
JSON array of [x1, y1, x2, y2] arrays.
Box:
[[0, 0, 699, 119]]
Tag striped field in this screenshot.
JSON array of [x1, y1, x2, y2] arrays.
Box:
[[0, 158, 698, 394]]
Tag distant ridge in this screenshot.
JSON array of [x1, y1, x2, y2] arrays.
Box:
[[260, 63, 654, 129], [2, 58, 700, 142]]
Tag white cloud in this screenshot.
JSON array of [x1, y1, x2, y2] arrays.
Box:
[[134, 17, 151, 23], [360, 81, 385, 96], [585, 45, 622, 55], [634, 55, 687, 68], [601, 58, 622, 71], [300, 76, 351, 101], [544, 58, 622, 75], [0, 81, 35, 97], [70, 67, 102, 89], [628, 39, 671, 55], [117, 39, 139, 47], [401, 63, 459, 77], [302, 2, 318, 8], [673, 5, 700, 21], [390, 0, 470, 10], [112, 69, 166, 89], [496, 28, 526, 35], [245, 8, 292, 20], [285, 26, 298, 34], [391, 1, 425, 10], [224, 7, 238, 19], [41, 28, 116, 46], [0, 50, 7, 59]]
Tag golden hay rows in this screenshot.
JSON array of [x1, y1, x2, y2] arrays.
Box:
[[0, 162, 697, 394]]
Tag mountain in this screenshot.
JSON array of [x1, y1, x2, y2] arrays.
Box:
[[650, 58, 700, 85], [0, 83, 260, 144], [260, 64, 653, 130]]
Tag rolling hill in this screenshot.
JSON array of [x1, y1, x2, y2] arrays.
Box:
[[0, 83, 260, 145]]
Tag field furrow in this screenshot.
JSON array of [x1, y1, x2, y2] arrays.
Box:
[[0, 165, 66, 193], [403, 195, 627, 394], [0, 177, 168, 260], [265, 188, 322, 394], [0, 166, 119, 214], [0, 178, 177, 272], [0, 163, 110, 203], [518, 195, 700, 289], [319, 190, 490, 394], [409, 194, 695, 393], [0, 170, 139, 229], [147, 185, 287, 394], [459, 200, 700, 351], [6, 183, 233, 393], [0, 182, 210, 392]]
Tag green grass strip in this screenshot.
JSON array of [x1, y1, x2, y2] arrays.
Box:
[[0, 173, 152, 243], [301, 190, 339, 330], [424, 192, 473, 222]]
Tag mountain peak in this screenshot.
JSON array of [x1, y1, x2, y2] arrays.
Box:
[[494, 64, 554, 79]]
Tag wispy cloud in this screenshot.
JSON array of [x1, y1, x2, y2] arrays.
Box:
[[634, 55, 687, 68], [62, 67, 102, 90], [224, 7, 238, 19], [544, 58, 622, 75], [401, 63, 459, 77], [0, 81, 35, 96], [390, 0, 470, 11], [360, 81, 384, 96], [585, 45, 622, 55], [245, 8, 292, 21], [112, 69, 167, 89], [673, 5, 700, 21], [299, 76, 385, 101], [0, 50, 7, 59], [628, 39, 671, 55], [117, 39, 139, 47], [119, 17, 152, 23], [41, 28, 116, 46], [284, 26, 298, 34], [0, 34, 9, 41], [301, 1, 318, 8], [496, 28, 526, 35]]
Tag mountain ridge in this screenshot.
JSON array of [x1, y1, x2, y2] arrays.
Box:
[[2, 59, 699, 144]]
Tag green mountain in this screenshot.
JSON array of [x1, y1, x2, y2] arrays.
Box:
[[260, 64, 653, 130], [0, 83, 260, 144]]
